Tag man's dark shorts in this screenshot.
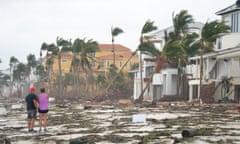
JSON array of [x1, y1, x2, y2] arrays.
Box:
[[27, 109, 36, 119]]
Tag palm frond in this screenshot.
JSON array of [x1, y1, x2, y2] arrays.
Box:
[[172, 10, 194, 38], [141, 20, 158, 34], [201, 20, 230, 52], [138, 42, 160, 57], [112, 27, 124, 37]]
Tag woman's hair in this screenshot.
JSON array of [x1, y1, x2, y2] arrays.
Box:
[[40, 88, 45, 93]]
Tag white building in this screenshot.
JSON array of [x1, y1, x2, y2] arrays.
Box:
[[186, 0, 240, 103], [133, 22, 203, 101]]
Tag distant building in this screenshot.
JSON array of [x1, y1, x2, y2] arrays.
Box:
[[95, 44, 138, 73], [46, 43, 138, 76]]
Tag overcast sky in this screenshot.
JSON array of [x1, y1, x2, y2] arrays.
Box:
[[0, 0, 235, 70]]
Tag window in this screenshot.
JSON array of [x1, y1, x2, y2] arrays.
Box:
[[107, 61, 110, 68], [217, 37, 222, 49], [91, 62, 95, 68], [98, 62, 104, 69], [120, 61, 122, 67], [231, 12, 240, 32], [89, 52, 95, 57], [145, 66, 154, 77], [61, 59, 67, 63]]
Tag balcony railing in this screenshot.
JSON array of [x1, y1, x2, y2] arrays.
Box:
[[186, 64, 200, 79]]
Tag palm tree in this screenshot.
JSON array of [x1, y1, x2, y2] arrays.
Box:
[[13, 63, 28, 97], [136, 11, 196, 102], [164, 10, 195, 63], [40, 37, 71, 98], [139, 20, 158, 94], [35, 64, 47, 82], [40, 42, 57, 96], [72, 38, 99, 70], [9, 56, 19, 96], [171, 10, 194, 40], [162, 10, 196, 98], [137, 40, 163, 102], [72, 38, 99, 95], [0, 72, 10, 97], [27, 54, 37, 87], [198, 20, 230, 102], [111, 27, 124, 65], [105, 20, 157, 94], [56, 37, 72, 97]]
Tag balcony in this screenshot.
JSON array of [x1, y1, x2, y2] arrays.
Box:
[[186, 64, 200, 79]]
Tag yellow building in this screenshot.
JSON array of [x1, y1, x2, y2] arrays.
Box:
[[42, 52, 73, 76], [48, 44, 138, 74], [94, 44, 139, 72]]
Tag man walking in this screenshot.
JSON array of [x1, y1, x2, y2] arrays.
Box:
[[25, 87, 38, 133]]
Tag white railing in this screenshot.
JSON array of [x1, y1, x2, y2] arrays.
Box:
[[186, 64, 200, 79]]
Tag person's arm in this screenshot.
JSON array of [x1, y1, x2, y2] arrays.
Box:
[[33, 96, 38, 110], [25, 97, 28, 109]]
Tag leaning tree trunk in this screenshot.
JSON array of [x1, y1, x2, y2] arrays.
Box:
[[106, 51, 137, 92], [136, 56, 167, 103]]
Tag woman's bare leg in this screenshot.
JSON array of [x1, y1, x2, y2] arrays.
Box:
[[44, 113, 48, 130], [39, 113, 43, 131]]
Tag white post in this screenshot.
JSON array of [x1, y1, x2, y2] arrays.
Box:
[[189, 85, 193, 102]]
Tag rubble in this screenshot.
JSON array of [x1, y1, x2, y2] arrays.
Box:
[[1, 98, 240, 143], [0, 107, 7, 115]]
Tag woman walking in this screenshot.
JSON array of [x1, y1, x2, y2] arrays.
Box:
[[38, 88, 49, 132]]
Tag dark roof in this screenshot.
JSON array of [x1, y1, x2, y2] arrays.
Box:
[[216, 1, 240, 15]]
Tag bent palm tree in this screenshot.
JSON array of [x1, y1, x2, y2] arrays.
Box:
[[111, 27, 124, 65], [139, 20, 158, 94], [106, 20, 157, 94], [171, 10, 194, 40], [9, 56, 19, 96], [198, 20, 230, 102], [72, 38, 99, 95], [40, 37, 71, 98], [163, 10, 195, 98], [137, 10, 195, 102], [27, 54, 37, 87]]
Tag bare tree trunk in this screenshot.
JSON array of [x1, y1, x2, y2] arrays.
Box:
[[137, 57, 167, 103], [199, 40, 203, 104], [139, 52, 143, 97], [58, 53, 63, 98], [112, 38, 116, 65], [106, 51, 137, 92]]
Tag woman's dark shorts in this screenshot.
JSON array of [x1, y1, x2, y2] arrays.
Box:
[[38, 109, 49, 114]]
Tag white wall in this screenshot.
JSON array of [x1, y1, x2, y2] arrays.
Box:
[[232, 58, 240, 76], [217, 33, 240, 50], [222, 13, 232, 28], [152, 68, 178, 96], [217, 59, 230, 79], [133, 79, 153, 100]]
